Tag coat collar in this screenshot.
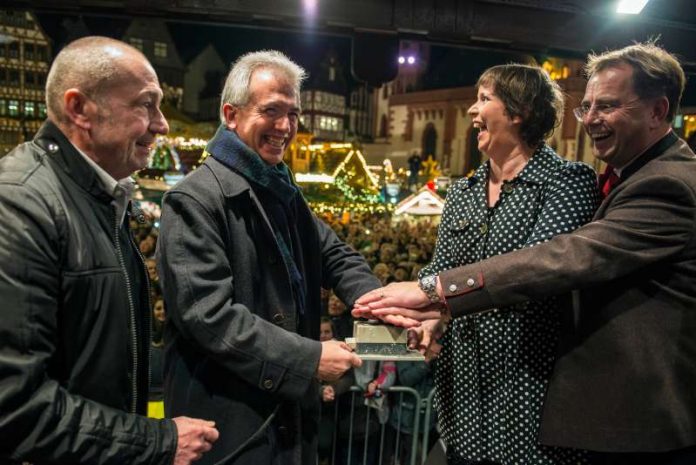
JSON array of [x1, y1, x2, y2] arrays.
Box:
[[33, 120, 113, 203]]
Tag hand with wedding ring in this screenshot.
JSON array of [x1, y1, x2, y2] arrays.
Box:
[[352, 281, 443, 327]]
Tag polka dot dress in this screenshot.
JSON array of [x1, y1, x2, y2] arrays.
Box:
[[420, 145, 599, 465]]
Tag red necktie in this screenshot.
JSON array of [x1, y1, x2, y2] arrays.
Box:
[[599, 166, 620, 199]]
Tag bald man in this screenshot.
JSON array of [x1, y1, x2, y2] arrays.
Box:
[[0, 36, 217, 464]]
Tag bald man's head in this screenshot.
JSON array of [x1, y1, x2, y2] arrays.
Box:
[[45, 36, 151, 124]]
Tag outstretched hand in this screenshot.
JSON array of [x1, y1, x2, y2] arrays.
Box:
[[355, 281, 431, 311], [353, 282, 443, 326]]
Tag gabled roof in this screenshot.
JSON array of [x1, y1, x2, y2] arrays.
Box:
[[394, 186, 444, 216]]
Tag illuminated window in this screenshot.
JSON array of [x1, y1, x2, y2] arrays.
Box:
[[154, 42, 167, 58], [8, 100, 19, 116], [318, 116, 340, 131], [38, 102, 47, 118], [129, 38, 144, 51], [24, 101, 35, 118]]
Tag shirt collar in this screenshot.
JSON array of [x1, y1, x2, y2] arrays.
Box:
[[71, 142, 135, 199]]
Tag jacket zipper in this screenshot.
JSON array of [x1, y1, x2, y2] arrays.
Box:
[[112, 205, 139, 414], [128, 208, 153, 401]]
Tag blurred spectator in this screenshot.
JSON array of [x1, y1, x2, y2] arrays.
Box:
[[139, 232, 157, 258], [328, 292, 353, 340], [152, 298, 166, 346], [320, 316, 335, 342], [373, 263, 392, 286], [145, 258, 158, 283]]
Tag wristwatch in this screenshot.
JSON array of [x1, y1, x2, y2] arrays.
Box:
[[418, 274, 441, 304]]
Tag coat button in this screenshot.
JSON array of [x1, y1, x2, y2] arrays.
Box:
[[272, 313, 285, 324], [466, 278, 476, 287], [479, 223, 488, 235], [458, 219, 468, 229], [502, 183, 514, 194], [47, 143, 59, 153], [263, 378, 274, 390], [448, 284, 457, 293]]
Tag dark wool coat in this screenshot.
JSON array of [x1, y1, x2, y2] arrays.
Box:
[[158, 155, 380, 465], [439, 132, 696, 453]]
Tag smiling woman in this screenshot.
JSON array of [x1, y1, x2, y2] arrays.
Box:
[[417, 64, 600, 465]]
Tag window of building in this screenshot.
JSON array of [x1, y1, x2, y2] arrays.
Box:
[[129, 37, 144, 51], [24, 71, 32, 87], [9, 42, 19, 59], [8, 100, 19, 116], [319, 116, 340, 132], [154, 41, 168, 58], [9, 70, 19, 86], [329, 66, 336, 82], [0, 99, 7, 116], [0, 44, 6, 58], [38, 102, 47, 118], [24, 101, 35, 118], [35, 45, 46, 61], [24, 43, 34, 60]]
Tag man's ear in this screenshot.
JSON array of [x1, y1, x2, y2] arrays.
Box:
[[63, 89, 94, 130], [650, 96, 670, 126], [222, 103, 238, 129]]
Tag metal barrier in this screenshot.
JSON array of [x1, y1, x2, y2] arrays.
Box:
[[421, 388, 437, 465], [325, 385, 436, 465]]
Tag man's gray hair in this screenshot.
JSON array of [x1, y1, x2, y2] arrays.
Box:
[[219, 50, 307, 123], [46, 36, 146, 124]]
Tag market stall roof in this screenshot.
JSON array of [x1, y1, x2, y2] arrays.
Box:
[[394, 186, 445, 216]]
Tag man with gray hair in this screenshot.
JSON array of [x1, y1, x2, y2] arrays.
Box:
[[0, 36, 218, 464], [157, 50, 381, 465]]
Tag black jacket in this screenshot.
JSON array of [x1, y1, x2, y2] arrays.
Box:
[[0, 121, 176, 464], [158, 154, 381, 465]]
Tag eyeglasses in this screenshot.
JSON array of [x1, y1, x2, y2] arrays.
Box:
[[572, 98, 642, 122]]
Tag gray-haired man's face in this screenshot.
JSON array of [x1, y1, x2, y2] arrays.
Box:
[[225, 69, 300, 166]]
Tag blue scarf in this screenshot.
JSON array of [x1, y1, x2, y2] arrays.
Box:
[[206, 125, 307, 315]]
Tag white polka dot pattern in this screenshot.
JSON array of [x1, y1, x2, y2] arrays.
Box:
[[421, 144, 599, 464]]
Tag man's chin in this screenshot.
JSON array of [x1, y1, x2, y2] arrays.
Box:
[[259, 148, 285, 165]]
